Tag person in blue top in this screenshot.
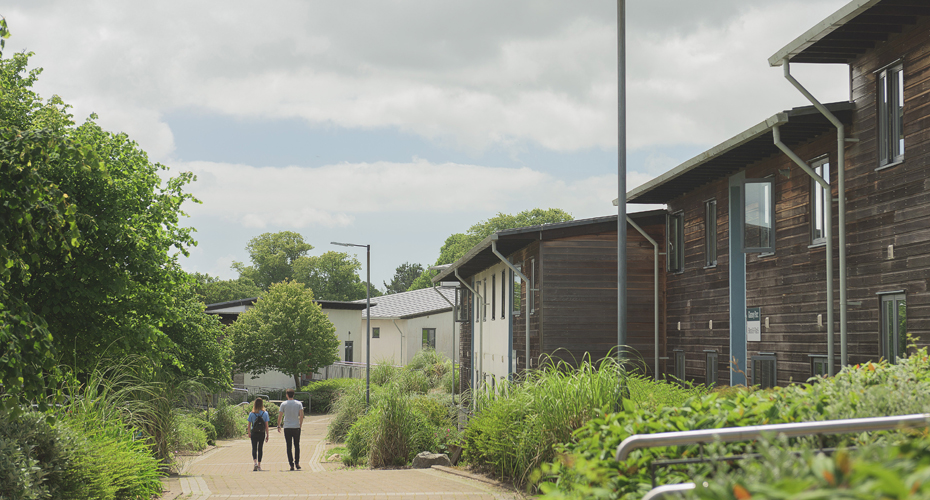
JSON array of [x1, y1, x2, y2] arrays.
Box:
[[246, 398, 270, 471]]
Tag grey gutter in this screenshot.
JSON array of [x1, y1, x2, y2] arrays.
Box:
[[625, 216, 661, 380], [768, 0, 880, 67], [620, 113, 789, 205]]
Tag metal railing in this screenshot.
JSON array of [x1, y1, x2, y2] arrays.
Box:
[[623, 413, 930, 499]]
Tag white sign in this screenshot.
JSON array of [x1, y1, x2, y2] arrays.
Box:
[[747, 307, 761, 342]]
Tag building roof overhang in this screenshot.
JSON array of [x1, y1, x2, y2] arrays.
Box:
[[769, 0, 930, 66], [205, 297, 370, 313], [621, 102, 854, 206], [432, 210, 667, 284]]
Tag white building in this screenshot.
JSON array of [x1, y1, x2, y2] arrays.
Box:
[[205, 297, 368, 389], [353, 287, 458, 366]]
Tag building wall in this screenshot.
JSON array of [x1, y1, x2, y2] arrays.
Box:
[[326, 308, 364, 362], [508, 242, 542, 374], [540, 228, 666, 376], [471, 262, 514, 385], [665, 14, 930, 387], [358, 312, 456, 366], [844, 14, 930, 361]]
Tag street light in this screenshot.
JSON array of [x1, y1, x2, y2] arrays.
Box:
[[332, 241, 371, 406]]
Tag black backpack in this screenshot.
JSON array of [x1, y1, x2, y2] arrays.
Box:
[[251, 411, 267, 436]]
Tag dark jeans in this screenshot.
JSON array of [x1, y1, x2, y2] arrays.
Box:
[[250, 431, 265, 462], [283, 428, 301, 465]]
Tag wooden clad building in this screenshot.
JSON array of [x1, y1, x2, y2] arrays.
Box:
[[625, 0, 930, 387], [432, 212, 666, 392]]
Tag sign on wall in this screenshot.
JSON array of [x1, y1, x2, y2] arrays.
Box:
[[747, 307, 761, 342]]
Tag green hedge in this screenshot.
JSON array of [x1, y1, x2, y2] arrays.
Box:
[[302, 378, 362, 414], [536, 349, 930, 499]]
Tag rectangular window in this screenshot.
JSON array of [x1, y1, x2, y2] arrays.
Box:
[[530, 259, 536, 314], [878, 63, 904, 168], [371, 326, 380, 339], [810, 355, 828, 378], [455, 287, 469, 322], [880, 293, 907, 363], [344, 341, 354, 362], [483, 279, 487, 321], [752, 355, 777, 389], [501, 270, 506, 319], [743, 179, 775, 253], [422, 328, 436, 349], [668, 212, 684, 272], [705, 351, 718, 387], [674, 350, 685, 384], [705, 200, 717, 267], [491, 274, 496, 320], [811, 156, 830, 245], [512, 265, 522, 316]]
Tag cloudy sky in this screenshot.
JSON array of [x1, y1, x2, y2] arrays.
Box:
[[4, 0, 851, 289]]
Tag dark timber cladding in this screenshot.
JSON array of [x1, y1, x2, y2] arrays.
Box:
[[433, 212, 668, 389]]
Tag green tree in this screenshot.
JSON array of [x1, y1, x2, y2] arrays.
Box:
[[228, 280, 340, 389], [293, 251, 377, 301], [192, 273, 263, 305], [231, 231, 313, 289], [384, 262, 424, 294], [408, 208, 573, 290], [0, 43, 232, 388]]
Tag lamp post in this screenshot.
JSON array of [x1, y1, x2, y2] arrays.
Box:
[[332, 241, 371, 406]]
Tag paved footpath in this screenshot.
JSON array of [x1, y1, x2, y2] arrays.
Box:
[[165, 414, 525, 500]]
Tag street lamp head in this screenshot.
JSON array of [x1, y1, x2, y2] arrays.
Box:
[[331, 241, 368, 249]]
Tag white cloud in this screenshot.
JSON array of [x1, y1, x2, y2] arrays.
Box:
[[5, 0, 849, 161], [170, 158, 645, 229]]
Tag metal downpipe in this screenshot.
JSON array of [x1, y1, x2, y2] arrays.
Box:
[[626, 216, 660, 380], [491, 239, 532, 376], [455, 268, 484, 406], [774, 125, 835, 376], [783, 59, 848, 368], [431, 284, 457, 404], [391, 319, 405, 365]]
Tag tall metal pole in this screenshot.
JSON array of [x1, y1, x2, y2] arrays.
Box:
[[365, 244, 371, 406], [617, 0, 628, 361]]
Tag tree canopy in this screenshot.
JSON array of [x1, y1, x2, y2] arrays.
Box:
[[0, 40, 232, 403], [384, 262, 424, 294], [228, 280, 340, 389], [230, 231, 377, 301], [408, 208, 573, 290], [192, 273, 264, 305]]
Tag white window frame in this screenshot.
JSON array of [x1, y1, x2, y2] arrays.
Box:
[[668, 212, 684, 273], [810, 156, 830, 246], [877, 62, 904, 169], [704, 199, 717, 267]]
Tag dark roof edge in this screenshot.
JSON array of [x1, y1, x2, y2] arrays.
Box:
[[205, 297, 371, 311], [768, 0, 881, 66], [623, 101, 854, 205], [432, 211, 664, 284]]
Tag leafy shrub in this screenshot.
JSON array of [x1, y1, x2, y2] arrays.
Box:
[[441, 365, 460, 394], [173, 411, 208, 453], [367, 386, 436, 467], [0, 433, 43, 500], [199, 419, 217, 446], [0, 409, 75, 500], [303, 378, 362, 414], [397, 369, 431, 394], [371, 363, 401, 386], [408, 349, 452, 389], [536, 349, 930, 499], [210, 399, 246, 439], [463, 353, 701, 486], [328, 382, 376, 442], [687, 434, 930, 499], [344, 407, 377, 466]]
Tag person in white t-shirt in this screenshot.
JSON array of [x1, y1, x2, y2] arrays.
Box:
[[277, 388, 304, 470]]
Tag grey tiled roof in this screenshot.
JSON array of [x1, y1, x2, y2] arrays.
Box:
[[355, 287, 455, 319]]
